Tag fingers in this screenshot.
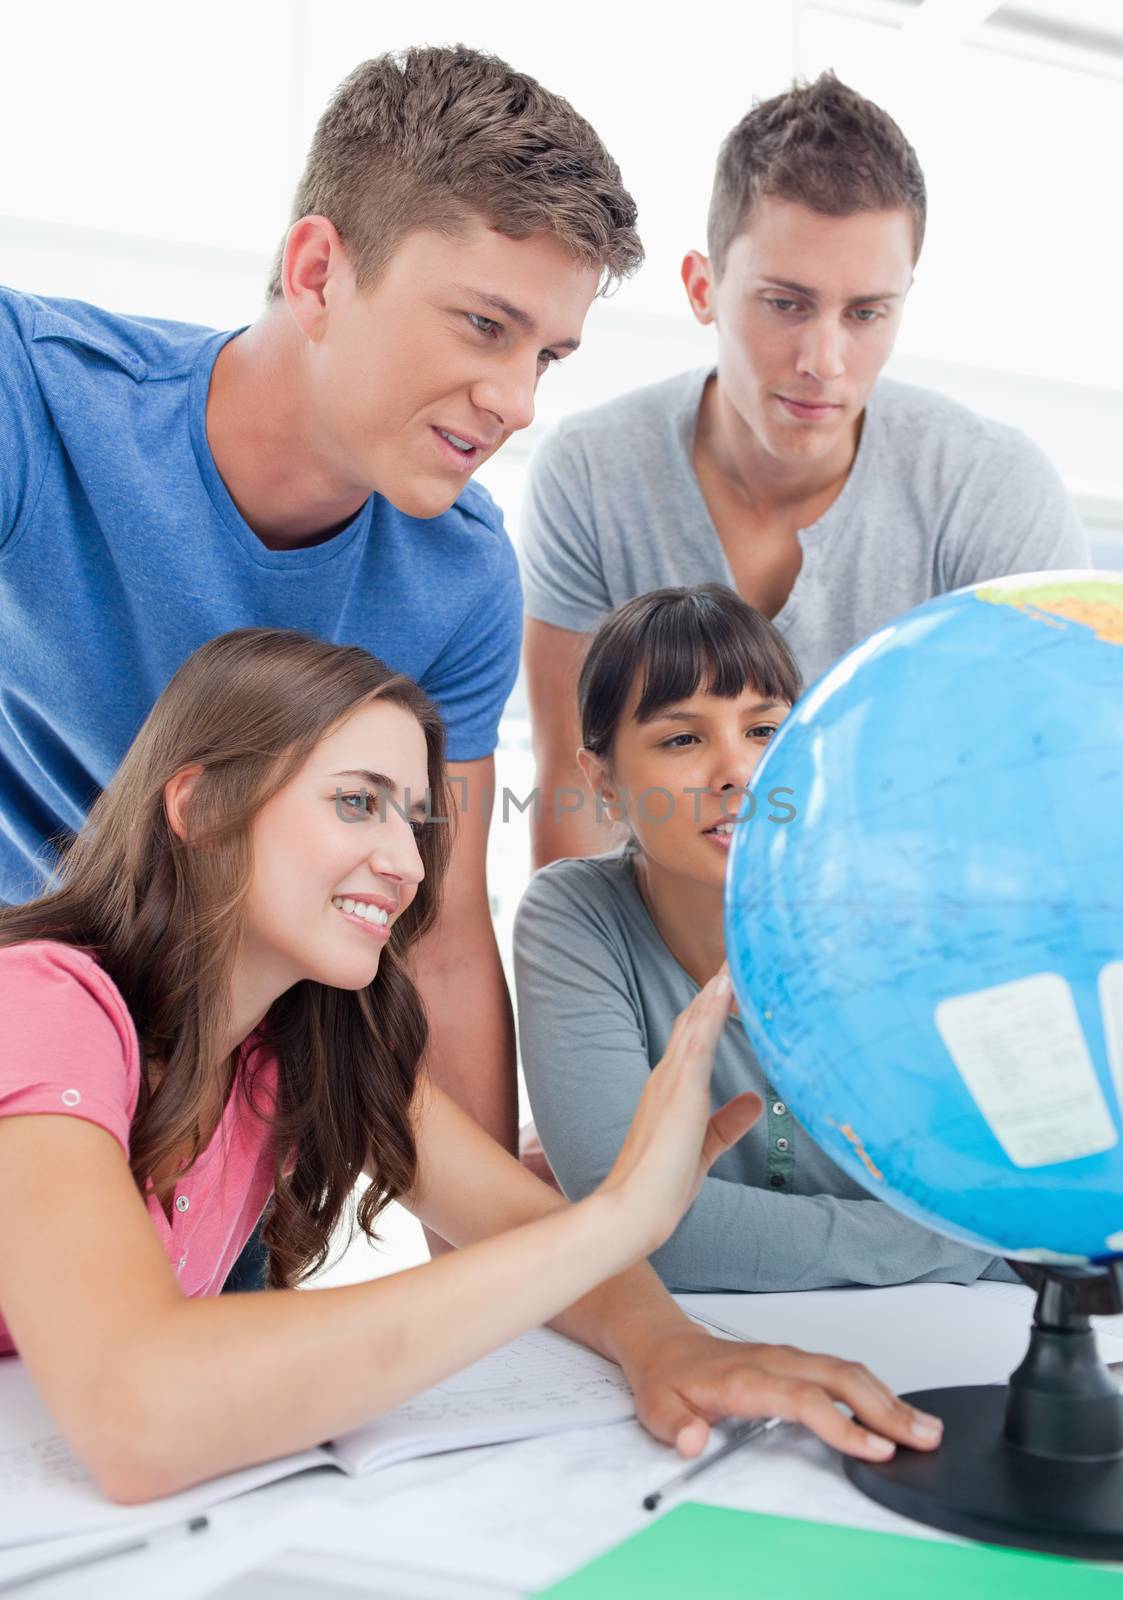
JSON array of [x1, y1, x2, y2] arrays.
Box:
[[699, 1093, 763, 1173], [676, 1364, 899, 1463], [676, 970, 733, 1035], [746, 1345, 943, 1453], [763, 1374, 901, 1461], [659, 973, 733, 1067], [648, 972, 734, 1113], [664, 1343, 945, 1465], [674, 972, 734, 1076], [636, 1389, 712, 1460]]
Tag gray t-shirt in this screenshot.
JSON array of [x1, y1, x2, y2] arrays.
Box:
[[515, 848, 1008, 1293], [520, 368, 1090, 685]]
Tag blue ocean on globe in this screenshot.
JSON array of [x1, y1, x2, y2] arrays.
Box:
[[724, 572, 1123, 1265]]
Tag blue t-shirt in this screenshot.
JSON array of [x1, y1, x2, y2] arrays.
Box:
[[0, 287, 522, 904]]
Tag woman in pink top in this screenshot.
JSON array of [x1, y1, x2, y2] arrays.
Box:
[[0, 627, 941, 1503]]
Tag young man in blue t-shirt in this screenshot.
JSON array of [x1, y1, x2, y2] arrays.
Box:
[[0, 46, 642, 1253]]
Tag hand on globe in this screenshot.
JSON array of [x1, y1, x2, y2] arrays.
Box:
[[598, 967, 762, 1253]]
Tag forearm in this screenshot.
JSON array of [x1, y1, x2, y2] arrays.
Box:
[[548, 1256, 693, 1369], [412, 915, 517, 1152], [405, 1088, 691, 1374], [647, 1176, 999, 1293], [94, 1189, 640, 1503]]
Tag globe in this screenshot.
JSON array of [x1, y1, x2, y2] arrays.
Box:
[[724, 571, 1123, 1266]]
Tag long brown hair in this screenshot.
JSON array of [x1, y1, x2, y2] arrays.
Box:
[[0, 628, 452, 1286]]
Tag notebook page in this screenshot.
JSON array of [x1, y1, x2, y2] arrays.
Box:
[[329, 1327, 635, 1474], [0, 1359, 331, 1549]]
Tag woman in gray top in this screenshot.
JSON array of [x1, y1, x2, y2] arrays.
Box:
[[515, 584, 1004, 1292]]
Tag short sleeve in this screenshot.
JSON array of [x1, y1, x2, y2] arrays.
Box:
[[940, 429, 1091, 593], [0, 940, 141, 1155], [0, 290, 53, 552], [519, 422, 613, 633], [422, 504, 523, 764]]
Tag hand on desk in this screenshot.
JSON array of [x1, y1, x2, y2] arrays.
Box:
[[621, 1323, 945, 1465]]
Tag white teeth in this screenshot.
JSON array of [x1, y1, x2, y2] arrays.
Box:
[[707, 822, 735, 836], [333, 897, 389, 925], [440, 429, 474, 452]]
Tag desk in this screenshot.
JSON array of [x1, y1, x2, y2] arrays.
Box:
[[9, 1282, 1123, 1598]]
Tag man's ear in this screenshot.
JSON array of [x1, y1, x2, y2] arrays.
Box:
[[681, 249, 716, 327], [280, 214, 353, 340], [576, 749, 624, 821], [164, 764, 205, 844]]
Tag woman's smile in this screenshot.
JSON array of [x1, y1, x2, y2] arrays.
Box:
[[331, 896, 393, 941]]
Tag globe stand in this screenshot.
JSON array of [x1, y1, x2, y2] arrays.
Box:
[[844, 1261, 1123, 1559]]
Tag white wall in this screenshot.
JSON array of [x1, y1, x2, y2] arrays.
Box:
[[4, 1, 1118, 535]]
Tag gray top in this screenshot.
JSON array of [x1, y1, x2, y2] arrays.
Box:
[[519, 368, 1090, 686], [514, 849, 1010, 1292]]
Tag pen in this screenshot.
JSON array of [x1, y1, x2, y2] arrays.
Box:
[[641, 1416, 782, 1512], [0, 1513, 210, 1594]]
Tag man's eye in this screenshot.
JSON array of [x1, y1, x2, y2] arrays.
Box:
[[766, 297, 800, 314], [537, 349, 560, 368], [661, 733, 698, 749], [851, 308, 882, 323], [468, 313, 501, 337]]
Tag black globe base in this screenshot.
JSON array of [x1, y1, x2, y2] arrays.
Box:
[[844, 1262, 1123, 1561], [844, 1383, 1123, 1560]]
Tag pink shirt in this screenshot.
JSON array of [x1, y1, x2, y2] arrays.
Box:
[[0, 940, 279, 1357]]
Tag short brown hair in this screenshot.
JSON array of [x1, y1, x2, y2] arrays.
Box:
[[707, 71, 926, 275], [267, 44, 642, 299]]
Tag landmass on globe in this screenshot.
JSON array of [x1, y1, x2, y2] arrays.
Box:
[[975, 580, 1123, 646]]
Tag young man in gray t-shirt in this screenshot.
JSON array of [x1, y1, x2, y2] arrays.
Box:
[[521, 73, 1089, 869]]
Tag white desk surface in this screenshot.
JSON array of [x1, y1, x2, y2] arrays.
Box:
[[8, 1281, 1123, 1599]]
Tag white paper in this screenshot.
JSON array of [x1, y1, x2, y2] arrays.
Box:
[[935, 972, 1118, 1166], [271, 1413, 937, 1595], [0, 1327, 634, 1552], [330, 1326, 634, 1473], [0, 1360, 331, 1551]]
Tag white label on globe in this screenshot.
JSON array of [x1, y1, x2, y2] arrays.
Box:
[[1099, 963, 1123, 1117], [935, 973, 1118, 1168]]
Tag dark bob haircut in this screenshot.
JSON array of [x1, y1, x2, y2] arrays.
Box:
[[578, 585, 801, 760]]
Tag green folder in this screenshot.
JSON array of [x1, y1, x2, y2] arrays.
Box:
[[536, 1503, 1123, 1597]]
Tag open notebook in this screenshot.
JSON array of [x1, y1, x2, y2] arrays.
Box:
[[0, 1327, 635, 1549]]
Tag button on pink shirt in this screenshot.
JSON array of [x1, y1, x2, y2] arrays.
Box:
[[0, 940, 279, 1357]]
